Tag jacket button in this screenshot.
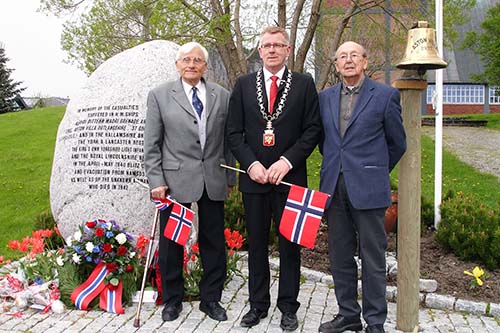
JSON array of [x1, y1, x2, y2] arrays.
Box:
[[196, 140, 200, 144], [194, 120, 198, 124]]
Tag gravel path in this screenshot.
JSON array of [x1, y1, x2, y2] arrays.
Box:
[[422, 126, 500, 180]]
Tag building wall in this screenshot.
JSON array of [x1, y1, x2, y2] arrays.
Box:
[[425, 104, 500, 115]]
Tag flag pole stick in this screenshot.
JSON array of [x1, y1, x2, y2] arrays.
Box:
[[133, 207, 159, 328], [220, 164, 293, 187]]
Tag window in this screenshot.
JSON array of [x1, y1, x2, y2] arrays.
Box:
[[427, 84, 484, 104], [489, 86, 500, 104]]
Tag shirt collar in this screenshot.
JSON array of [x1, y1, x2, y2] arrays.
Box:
[[263, 66, 286, 82], [341, 77, 365, 95], [181, 78, 205, 95]]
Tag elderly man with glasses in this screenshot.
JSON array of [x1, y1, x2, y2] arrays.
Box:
[[144, 41, 235, 323]]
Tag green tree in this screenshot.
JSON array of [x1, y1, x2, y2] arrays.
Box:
[[463, 2, 500, 86], [0, 45, 25, 114], [41, 0, 475, 89]]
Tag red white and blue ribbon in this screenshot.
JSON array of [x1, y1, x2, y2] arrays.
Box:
[[99, 281, 124, 314], [70, 263, 124, 314]]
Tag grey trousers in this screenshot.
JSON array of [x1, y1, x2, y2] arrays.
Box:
[[326, 174, 388, 326]]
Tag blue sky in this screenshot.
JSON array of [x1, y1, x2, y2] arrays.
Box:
[[0, 0, 87, 98]]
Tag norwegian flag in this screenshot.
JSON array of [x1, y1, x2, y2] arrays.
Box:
[[163, 202, 194, 246], [153, 196, 173, 211], [279, 185, 329, 249]]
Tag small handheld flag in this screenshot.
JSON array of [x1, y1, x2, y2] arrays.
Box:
[[153, 196, 173, 211], [163, 202, 194, 246], [279, 185, 329, 249]]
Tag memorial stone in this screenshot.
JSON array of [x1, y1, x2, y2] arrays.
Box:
[[50, 40, 180, 239]]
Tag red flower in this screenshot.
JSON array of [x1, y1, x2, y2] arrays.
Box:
[[117, 246, 127, 256], [86, 221, 97, 228], [8, 240, 20, 251], [106, 262, 118, 272], [95, 228, 105, 237], [103, 243, 113, 253], [190, 254, 197, 262], [191, 243, 199, 254], [125, 265, 134, 272], [54, 226, 61, 235]]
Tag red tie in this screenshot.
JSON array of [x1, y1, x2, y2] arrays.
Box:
[[269, 75, 279, 114]]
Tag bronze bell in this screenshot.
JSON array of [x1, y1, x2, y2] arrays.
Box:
[[397, 21, 447, 71]]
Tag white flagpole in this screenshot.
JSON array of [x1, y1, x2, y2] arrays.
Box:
[[434, 0, 444, 229]]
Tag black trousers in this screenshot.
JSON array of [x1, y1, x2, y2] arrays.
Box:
[[326, 174, 387, 326], [242, 190, 301, 314], [158, 188, 227, 306]]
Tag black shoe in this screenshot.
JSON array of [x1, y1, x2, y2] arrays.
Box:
[[318, 314, 362, 333], [162, 303, 182, 321], [281, 312, 298, 331], [366, 325, 385, 333], [240, 308, 268, 327], [199, 301, 228, 321]]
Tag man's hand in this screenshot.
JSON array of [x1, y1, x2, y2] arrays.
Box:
[[248, 162, 269, 184], [268, 159, 291, 185], [151, 185, 169, 199]]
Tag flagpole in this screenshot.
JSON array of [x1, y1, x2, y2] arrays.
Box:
[[220, 164, 294, 187]]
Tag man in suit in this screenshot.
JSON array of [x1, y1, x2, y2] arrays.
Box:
[[226, 26, 322, 331], [144, 41, 234, 322], [318, 41, 406, 333]]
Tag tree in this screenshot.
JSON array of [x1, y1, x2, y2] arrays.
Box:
[[41, 0, 475, 89], [0, 45, 25, 114], [463, 2, 500, 86]]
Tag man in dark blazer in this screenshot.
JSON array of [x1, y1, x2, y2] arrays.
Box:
[[318, 41, 406, 333], [144, 42, 234, 323], [226, 26, 322, 331]]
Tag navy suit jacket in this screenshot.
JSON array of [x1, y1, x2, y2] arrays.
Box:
[[319, 77, 406, 209]]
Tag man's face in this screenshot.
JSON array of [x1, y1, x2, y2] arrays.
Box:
[[334, 42, 368, 84], [175, 47, 207, 85], [258, 32, 291, 74]]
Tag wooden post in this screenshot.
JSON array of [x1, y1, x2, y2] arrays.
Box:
[[392, 71, 426, 332]]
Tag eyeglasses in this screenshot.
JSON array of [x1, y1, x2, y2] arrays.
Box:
[[179, 57, 206, 65], [335, 53, 365, 62], [260, 43, 288, 49]]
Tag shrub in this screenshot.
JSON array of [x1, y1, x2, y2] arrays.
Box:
[[435, 193, 500, 269]]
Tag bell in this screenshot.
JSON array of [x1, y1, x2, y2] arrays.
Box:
[[397, 21, 447, 71]]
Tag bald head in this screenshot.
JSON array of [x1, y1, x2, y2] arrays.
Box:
[[334, 41, 368, 86]]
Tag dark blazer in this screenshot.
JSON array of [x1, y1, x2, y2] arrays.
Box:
[[144, 78, 235, 202], [319, 77, 406, 210], [226, 68, 322, 193]]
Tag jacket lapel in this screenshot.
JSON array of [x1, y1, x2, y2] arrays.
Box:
[[171, 78, 196, 117], [205, 81, 217, 119], [329, 84, 341, 133], [347, 77, 374, 127]]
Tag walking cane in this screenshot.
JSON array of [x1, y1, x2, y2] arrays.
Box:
[[133, 207, 159, 327], [133, 179, 160, 328]]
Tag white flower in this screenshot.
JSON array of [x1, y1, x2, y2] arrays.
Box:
[[72, 253, 81, 264], [129, 251, 136, 259], [115, 233, 127, 245], [56, 256, 65, 267], [105, 222, 112, 230], [65, 235, 73, 245], [85, 242, 95, 252], [74, 230, 82, 242]]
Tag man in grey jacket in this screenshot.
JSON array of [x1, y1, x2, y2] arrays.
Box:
[[144, 42, 234, 323]]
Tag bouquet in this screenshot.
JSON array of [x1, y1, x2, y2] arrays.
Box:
[[58, 219, 146, 313]]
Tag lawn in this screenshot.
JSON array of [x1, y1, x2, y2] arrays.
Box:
[[1, 108, 499, 261], [0, 107, 65, 260]]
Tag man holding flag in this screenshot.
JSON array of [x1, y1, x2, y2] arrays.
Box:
[[226, 26, 322, 331], [144, 42, 234, 322]]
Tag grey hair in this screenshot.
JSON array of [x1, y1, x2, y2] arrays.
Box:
[[176, 42, 209, 62]]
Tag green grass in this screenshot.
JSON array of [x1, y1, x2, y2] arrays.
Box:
[[1, 108, 499, 261], [464, 113, 500, 130], [0, 107, 65, 260]]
